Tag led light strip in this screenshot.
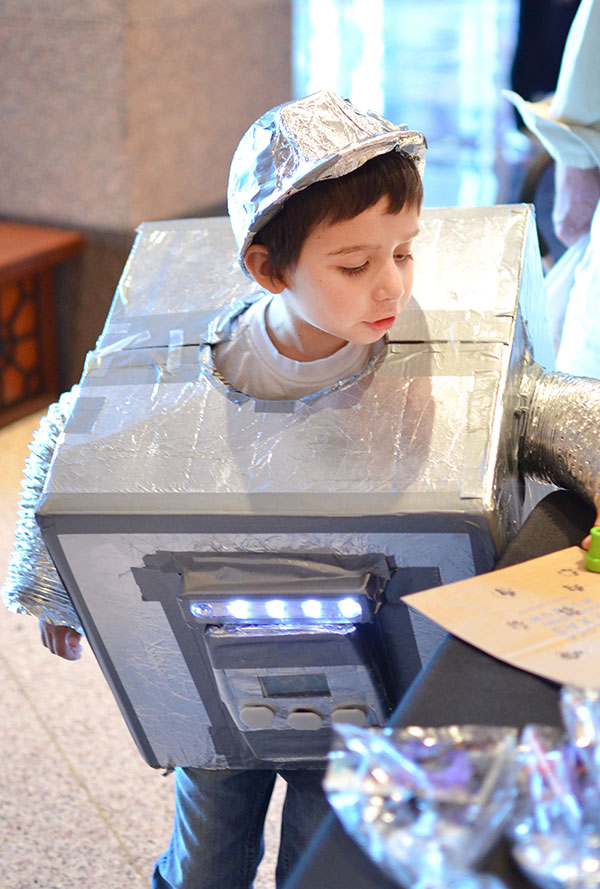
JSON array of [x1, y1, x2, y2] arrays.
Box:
[[188, 595, 367, 623]]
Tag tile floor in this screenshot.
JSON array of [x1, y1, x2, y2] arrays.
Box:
[[0, 1, 563, 886]]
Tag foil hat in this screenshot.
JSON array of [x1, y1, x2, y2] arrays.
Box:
[[227, 89, 427, 275]]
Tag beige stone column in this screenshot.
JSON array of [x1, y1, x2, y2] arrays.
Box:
[[1, 0, 291, 385]]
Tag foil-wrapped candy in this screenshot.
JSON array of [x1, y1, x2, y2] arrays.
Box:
[[510, 688, 600, 888], [560, 686, 600, 784], [324, 723, 517, 889]]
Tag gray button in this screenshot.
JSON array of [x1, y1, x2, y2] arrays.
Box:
[[287, 709, 323, 731], [331, 707, 368, 727], [240, 705, 275, 729]]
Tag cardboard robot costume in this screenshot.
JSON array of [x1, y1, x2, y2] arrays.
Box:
[[2, 93, 600, 771]]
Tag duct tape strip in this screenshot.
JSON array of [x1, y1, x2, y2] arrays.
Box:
[[84, 328, 152, 378], [166, 329, 184, 375], [64, 397, 107, 435], [461, 371, 501, 499], [97, 312, 214, 351]]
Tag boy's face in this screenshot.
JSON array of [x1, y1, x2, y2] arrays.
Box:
[[266, 197, 420, 361]]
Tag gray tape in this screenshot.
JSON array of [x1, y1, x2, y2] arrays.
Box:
[[254, 400, 297, 414], [461, 371, 500, 498], [392, 309, 513, 345], [64, 397, 106, 435], [98, 312, 209, 351], [166, 329, 184, 374], [385, 342, 502, 377]]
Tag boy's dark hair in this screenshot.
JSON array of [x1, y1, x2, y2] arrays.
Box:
[[250, 150, 423, 282]]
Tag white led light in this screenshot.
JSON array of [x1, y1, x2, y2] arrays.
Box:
[[227, 599, 251, 619], [190, 595, 367, 624], [338, 597, 362, 619], [301, 599, 323, 619], [265, 599, 286, 619], [190, 602, 213, 618]]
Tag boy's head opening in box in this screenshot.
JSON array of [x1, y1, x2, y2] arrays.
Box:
[[214, 90, 426, 400]]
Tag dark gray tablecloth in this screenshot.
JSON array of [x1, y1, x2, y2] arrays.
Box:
[[285, 490, 595, 889]]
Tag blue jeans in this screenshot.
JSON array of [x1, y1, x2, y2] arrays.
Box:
[[151, 766, 330, 889]]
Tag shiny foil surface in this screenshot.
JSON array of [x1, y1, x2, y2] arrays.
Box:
[[1, 389, 83, 632], [227, 90, 426, 272], [519, 363, 600, 508], [325, 723, 518, 887], [39, 206, 554, 562], [3, 205, 599, 768]]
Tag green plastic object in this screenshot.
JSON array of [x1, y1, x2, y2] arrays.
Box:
[[585, 527, 600, 573]]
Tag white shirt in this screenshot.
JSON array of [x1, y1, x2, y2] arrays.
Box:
[[212, 294, 381, 400], [505, 0, 600, 168]]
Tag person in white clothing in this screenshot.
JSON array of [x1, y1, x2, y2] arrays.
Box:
[[172, 136, 423, 889], [506, 0, 600, 377], [213, 291, 386, 401], [158, 94, 424, 889]]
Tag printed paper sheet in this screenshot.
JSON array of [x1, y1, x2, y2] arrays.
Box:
[[404, 547, 600, 688]]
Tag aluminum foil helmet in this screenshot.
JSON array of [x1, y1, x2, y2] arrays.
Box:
[[227, 90, 427, 276]]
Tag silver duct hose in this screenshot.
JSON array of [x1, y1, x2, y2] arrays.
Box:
[[519, 362, 600, 508], [1, 389, 83, 632]]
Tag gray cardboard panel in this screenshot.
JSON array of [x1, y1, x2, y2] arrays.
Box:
[[96, 206, 552, 355]]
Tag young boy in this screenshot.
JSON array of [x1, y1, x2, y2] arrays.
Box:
[[214, 91, 424, 405], [153, 93, 424, 889], [40, 91, 427, 887], [37, 91, 600, 887]]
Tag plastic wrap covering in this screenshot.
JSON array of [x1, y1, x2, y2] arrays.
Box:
[[227, 90, 426, 271], [519, 363, 600, 508], [560, 685, 600, 784], [31, 205, 563, 768], [101, 218, 263, 352], [97, 208, 550, 360], [325, 723, 517, 889], [47, 206, 553, 516], [509, 687, 600, 887], [1, 389, 82, 633]]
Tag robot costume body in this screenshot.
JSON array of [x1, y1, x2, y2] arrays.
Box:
[[2, 93, 600, 770]]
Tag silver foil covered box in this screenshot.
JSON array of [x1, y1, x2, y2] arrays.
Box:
[[37, 206, 554, 769]]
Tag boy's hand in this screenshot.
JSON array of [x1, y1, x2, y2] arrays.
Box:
[[39, 621, 83, 660], [581, 495, 600, 551]]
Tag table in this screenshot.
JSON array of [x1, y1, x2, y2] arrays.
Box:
[[0, 221, 84, 426], [285, 636, 562, 889], [285, 489, 596, 889]]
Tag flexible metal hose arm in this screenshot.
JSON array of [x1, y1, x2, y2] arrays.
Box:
[[518, 362, 600, 508]]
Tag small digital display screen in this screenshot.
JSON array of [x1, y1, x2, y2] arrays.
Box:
[[259, 673, 331, 698]]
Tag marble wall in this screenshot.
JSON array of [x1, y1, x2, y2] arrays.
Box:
[[1, 0, 292, 384], [2, 0, 292, 228]]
